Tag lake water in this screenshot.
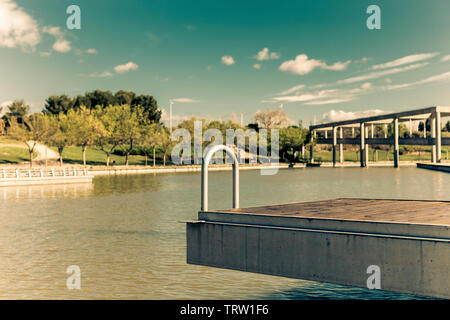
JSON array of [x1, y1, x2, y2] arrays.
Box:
[[0, 167, 448, 299]]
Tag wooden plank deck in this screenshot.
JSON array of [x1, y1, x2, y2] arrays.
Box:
[[219, 198, 450, 226]]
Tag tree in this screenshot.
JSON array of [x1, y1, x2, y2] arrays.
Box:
[[418, 119, 431, 133], [0, 118, 5, 135], [139, 123, 163, 167], [115, 105, 142, 166], [159, 128, 173, 166], [131, 94, 161, 123], [254, 108, 291, 129], [445, 121, 450, 132], [85, 89, 117, 108], [279, 126, 309, 162], [43, 94, 75, 114], [115, 90, 136, 106], [46, 113, 72, 166], [95, 105, 122, 166], [3, 100, 30, 125], [7, 113, 50, 167], [67, 107, 104, 166]]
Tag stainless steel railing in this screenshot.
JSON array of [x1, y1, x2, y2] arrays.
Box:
[[201, 145, 239, 211]]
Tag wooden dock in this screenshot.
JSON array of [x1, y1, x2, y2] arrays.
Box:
[[187, 198, 450, 299]]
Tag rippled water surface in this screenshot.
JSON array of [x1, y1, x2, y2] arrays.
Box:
[[0, 167, 447, 299]]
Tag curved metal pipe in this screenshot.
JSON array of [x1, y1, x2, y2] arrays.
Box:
[[201, 145, 239, 211]]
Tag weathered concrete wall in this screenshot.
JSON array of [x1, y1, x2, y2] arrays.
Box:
[[187, 221, 450, 299]]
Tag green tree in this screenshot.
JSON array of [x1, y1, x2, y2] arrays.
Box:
[[3, 100, 30, 124], [7, 113, 50, 167], [95, 105, 122, 166], [67, 107, 104, 166], [140, 123, 163, 167], [43, 94, 75, 114], [115, 90, 136, 106], [85, 89, 117, 108], [279, 126, 308, 162], [115, 105, 142, 166], [46, 113, 72, 166], [131, 94, 161, 123], [159, 128, 173, 166]]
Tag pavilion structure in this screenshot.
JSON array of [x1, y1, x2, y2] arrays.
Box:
[[309, 106, 450, 167]]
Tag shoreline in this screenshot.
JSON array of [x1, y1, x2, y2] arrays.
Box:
[[0, 160, 439, 178]]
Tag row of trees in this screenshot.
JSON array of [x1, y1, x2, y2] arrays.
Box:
[[6, 105, 171, 167], [1, 98, 311, 167]]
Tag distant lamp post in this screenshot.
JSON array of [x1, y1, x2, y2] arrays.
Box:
[[169, 99, 174, 133]]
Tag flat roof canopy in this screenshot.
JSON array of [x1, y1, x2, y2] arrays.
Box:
[[310, 106, 450, 130]]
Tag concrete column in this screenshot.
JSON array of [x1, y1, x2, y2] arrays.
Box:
[[325, 130, 328, 139], [431, 116, 436, 163], [384, 124, 388, 138], [394, 117, 399, 168], [424, 120, 427, 138], [352, 127, 355, 138], [310, 131, 314, 163], [371, 124, 374, 138], [332, 126, 337, 167], [360, 123, 365, 167], [409, 119, 413, 137], [339, 127, 344, 164], [436, 111, 441, 163], [365, 126, 369, 165]]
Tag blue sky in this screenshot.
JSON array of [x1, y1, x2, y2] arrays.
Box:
[[1, 0, 449, 125]]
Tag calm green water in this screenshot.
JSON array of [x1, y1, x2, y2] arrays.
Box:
[[0, 167, 448, 299]]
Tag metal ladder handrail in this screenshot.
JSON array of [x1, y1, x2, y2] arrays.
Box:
[[201, 144, 239, 211]]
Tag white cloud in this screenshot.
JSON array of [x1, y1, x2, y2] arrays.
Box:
[[43, 25, 71, 53], [441, 55, 450, 62], [221, 55, 235, 66], [253, 63, 261, 70], [305, 98, 354, 105], [0, 0, 40, 51], [86, 48, 98, 54], [171, 98, 200, 103], [40, 51, 51, 57], [52, 39, 71, 53], [88, 71, 113, 78], [384, 77, 392, 83], [384, 71, 450, 90], [279, 84, 305, 95], [337, 62, 427, 84], [255, 48, 280, 61], [279, 54, 351, 75], [371, 53, 439, 70], [361, 82, 372, 90], [42, 25, 61, 37], [114, 61, 139, 74], [322, 109, 389, 122], [273, 89, 338, 102]]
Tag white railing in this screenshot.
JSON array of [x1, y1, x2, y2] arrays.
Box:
[[201, 145, 239, 211], [0, 168, 89, 180]]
